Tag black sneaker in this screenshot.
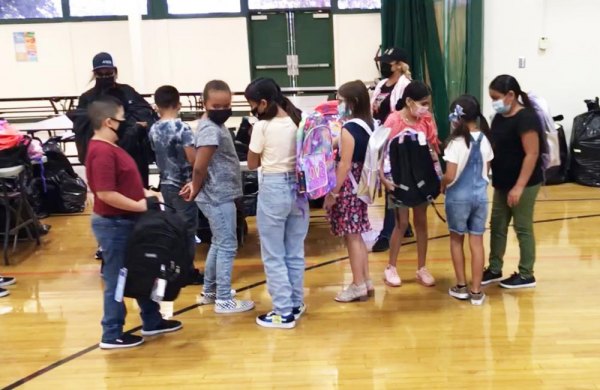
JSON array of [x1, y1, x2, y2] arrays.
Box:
[[256, 312, 296, 329], [372, 237, 390, 252], [0, 288, 9, 298], [186, 268, 204, 286], [141, 319, 183, 336], [292, 303, 306, 320], [481, 268, 503, 286], [95, 248, 103, 260], [0, 276, 16, 287], [100, 333, 144, 350], [499, 273, 536, 289], [404, 224, 414, 238]]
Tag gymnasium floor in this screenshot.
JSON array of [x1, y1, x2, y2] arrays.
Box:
[[1, 183, 599, 389]]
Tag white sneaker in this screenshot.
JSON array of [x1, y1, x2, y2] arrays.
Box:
[[383, 266, 401, 287], [198, 289, 237, 305], [214, 299, 255, 314]]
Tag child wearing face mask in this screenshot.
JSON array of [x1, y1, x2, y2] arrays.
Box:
[[149, 85, 203, 285], [244, 78, 309, 329], [441, 95, 494, 305], [380, 81, 441, 288], [482, 75, 544, 290], [180, 80, 255, 314]]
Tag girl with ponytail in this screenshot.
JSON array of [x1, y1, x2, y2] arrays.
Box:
[[483, 75, 544, 289], [244, 78, 309, 329], [441, 95, 494, 305]]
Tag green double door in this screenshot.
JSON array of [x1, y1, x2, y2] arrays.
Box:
[[249, 11, 335, 88]]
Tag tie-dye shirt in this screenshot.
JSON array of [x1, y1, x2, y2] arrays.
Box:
[[149, 118, 194, 188]]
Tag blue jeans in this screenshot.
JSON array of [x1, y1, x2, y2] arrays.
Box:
[[161, 184, 198, 261], [91, 214, 162, 342], [196, 201, 237, 300], [257, 173, 309, 315]]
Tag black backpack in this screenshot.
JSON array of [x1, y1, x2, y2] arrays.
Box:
[[124, 203, 192, 301], [389, 130, 440, 207]]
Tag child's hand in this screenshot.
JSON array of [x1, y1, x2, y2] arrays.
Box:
[[382, 178, 395, 192], [179, 182, 195, 202], [323, 192, 338, 211]]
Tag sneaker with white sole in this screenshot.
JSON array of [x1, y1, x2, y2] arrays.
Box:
[[383, 266, 401, 287], [470, 291, 486, 305], [481, 268, 503, 286], [499, 273, 536, 289], [141, 319, 183, 336], [99, 334, 144, 350], [0, 288, 9, 298], [256, 311, 296, 329], [292, 303, 306, 320], [198, 289, 237, 305], [214, 299, 255, 314], [416, 267, 435, 286], [448, 285, 469, 300], [0, 276, 16, 287]]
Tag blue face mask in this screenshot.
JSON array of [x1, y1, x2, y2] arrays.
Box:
[[492, 99, 510, 114], [338, 102, 351, 118]]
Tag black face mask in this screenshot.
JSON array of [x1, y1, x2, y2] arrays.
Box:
[[251, 106, 269, 121], [208, 108, 232, 125], [380, 62, 393, 79], [96, 76, 115, 90], [108, 118, 127, 139]]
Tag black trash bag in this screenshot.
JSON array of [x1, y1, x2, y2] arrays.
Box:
[[28, 137, 87, 214], [570, 107, 600, 187]]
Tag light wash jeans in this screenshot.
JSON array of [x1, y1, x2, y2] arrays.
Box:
[[257, 172, 309, 315], [91, 214, 162, 342], [196, 201, 237, 300]]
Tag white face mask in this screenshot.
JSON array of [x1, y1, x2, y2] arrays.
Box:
[[492, 98, 510, 114], [411, 102, 429, 118]]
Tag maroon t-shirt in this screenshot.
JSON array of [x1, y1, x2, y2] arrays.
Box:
[[86, 139, 145, 216]]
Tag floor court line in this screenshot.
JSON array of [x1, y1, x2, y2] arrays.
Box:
[[4, 212, 600, 389]]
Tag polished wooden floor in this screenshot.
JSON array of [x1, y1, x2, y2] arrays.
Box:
[[1, 184, 600, 389]]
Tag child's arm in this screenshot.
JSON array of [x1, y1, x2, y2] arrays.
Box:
[[96, 191, 147, 213], [180, 146, 216, 201], [247, 150, 261, 170], [441, 162, 457, 194], [379, 141, 395, 192], [184, 146, 196, 165], [323, 128, 354, 210]]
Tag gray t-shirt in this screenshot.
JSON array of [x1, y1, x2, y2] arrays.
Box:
[[194, 118, 243, 204]]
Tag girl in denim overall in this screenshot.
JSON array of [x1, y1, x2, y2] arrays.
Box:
[[442, 95, 494, 306]]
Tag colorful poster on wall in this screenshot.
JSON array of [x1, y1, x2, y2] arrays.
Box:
[[14, 32, 38, 62]]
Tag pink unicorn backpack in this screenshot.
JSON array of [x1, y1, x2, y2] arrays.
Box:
[[296, 105, 338, 199]]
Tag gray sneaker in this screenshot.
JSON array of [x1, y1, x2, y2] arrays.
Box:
[[214, 299, 255, 314], [470, 291, 486, 306], [198, 289, 237, 305], [448, 285, 469, 300]]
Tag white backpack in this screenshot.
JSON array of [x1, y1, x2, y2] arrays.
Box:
[[528, 92, 560, 170], [344, 118, 391, 204]]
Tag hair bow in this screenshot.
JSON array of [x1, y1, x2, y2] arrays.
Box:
[[448, 104, 464, 122]]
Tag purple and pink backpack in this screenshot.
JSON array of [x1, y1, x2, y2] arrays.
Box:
[[296, 107, 339, 199]]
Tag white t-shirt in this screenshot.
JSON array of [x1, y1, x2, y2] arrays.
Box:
[[443, 131, 494, 187], [249, 116, 297, 174]]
